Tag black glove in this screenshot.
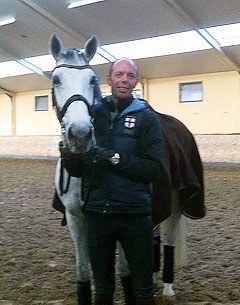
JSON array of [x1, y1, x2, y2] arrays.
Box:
[[59, 141, 84, 177], [84, 145, 115, 165]]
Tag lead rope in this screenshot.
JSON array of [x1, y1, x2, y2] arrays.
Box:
[[59, 159, 71, 196], [80, 116, 96, 206], [59, 123, 71, 195], [90, 117, 97, 146]]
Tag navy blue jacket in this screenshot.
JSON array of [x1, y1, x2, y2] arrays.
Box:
[[83, 97, 164, 215]]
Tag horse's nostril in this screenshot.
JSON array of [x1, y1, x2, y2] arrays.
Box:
[[67, 125, 92, 147]]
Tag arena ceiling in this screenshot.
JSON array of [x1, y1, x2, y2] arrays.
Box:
[[0, 0, 240, 93]]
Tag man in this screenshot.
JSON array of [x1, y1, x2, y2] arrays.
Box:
[[82, 58, 164, 305]]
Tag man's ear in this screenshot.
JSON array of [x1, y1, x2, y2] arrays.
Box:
[[106, 74, 112, 86]]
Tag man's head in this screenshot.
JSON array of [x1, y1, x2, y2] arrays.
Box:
[[106, 58, 139, 100]]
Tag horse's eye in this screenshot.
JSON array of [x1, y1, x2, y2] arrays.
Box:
[[90, 76, 96, 85], [53, 75, 61, 86]]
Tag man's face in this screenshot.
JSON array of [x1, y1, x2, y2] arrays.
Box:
[[106, 59, 138, 100]]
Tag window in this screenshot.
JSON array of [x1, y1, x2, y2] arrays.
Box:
[[179, 81, 203, 102], [35, 95, 48, 111]]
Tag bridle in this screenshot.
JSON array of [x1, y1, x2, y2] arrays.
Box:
[[51, 63, 100, 195], [52, 63, 100, 122], [51, 63, 101, 145]]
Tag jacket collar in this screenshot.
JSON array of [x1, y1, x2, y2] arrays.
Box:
[[94, 97, 148, 119], [119, 98, 148, 118]]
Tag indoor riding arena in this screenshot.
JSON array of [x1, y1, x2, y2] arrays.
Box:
[[0, 135, 239, 305], [1, 1, 240, 305]]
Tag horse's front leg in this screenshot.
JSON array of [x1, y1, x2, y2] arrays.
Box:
[[55, 160, 92, 305], [66, 209, 92, 305]]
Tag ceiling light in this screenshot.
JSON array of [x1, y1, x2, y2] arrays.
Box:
[[0, 61, 32, 78], [68, 0, 104, 9], [0, 17, 16, 27]]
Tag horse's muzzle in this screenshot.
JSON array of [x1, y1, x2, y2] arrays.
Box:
[[67, 125, 93, 154]]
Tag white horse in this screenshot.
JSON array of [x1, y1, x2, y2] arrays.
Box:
[[51, 34, 99, 305], [50, 34, 205, 305]]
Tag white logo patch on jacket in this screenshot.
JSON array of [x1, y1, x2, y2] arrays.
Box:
[[124, 116, 136, 128]]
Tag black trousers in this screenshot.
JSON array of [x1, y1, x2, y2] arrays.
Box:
[[84, 213, 154, 300]]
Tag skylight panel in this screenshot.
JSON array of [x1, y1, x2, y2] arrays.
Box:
[[90, 53, 109, 65], [102, 31, 212, 59], [26, 55, 55, 71], [206, 22, 240, 47], [68, 0, 105, 9], [0, 17, 16, 27], [25, 53, 108, 72], [0, 61, 32, 78]]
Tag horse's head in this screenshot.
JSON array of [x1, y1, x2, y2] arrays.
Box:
[[50, 34, 101, 154]]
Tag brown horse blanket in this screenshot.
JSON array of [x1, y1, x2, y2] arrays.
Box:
[[53, 112, 205, 227], [151, 113, 205, 226]]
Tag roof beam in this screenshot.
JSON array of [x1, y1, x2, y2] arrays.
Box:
[[17, 59, 51, 79], [163, 0, 240, 72], [19, 0, 116, 63], [0, 86, 14, 97], [97, 47, 117, 62]]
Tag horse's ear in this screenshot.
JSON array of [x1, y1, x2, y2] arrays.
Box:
[[83, 35, 98, 62], [49, 34, 63, 60]]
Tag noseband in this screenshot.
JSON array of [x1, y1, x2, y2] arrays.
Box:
[[52, 64, 100, 122]]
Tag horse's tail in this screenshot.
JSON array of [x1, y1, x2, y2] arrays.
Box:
[[174, 215, 187, 267], [161, 189, 187, 267]]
